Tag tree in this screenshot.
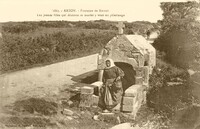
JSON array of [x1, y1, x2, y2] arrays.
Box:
[[154, 1, 200, 69], [160, 1, 199, 31]]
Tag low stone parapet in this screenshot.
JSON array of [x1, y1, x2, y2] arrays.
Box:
[[91, 81, 103, 96], [79, 81, 102, 107], [80, 86, 94, 94], [122, 84, 146, 119], [79, 81, 147, 119]]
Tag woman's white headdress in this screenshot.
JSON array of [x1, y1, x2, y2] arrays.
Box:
[[105, 58, 115, 69]]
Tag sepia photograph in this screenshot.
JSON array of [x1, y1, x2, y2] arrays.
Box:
[[0, 0, 200, 128]]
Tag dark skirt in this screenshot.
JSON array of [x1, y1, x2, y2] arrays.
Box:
[[98, 78, 123, 110]]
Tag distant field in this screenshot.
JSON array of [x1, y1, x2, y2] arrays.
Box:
[[0, 20, 158, 73]]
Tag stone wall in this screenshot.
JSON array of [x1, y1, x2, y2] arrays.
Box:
[[80, 34, 155, 119], [80, 80, 147, 119], [97, 35, 143, 70], [122, 84, 146, 119], [121, 65, 149, 118]]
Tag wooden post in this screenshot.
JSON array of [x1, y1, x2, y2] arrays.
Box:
[[98, 70, 104, 82], [97, 54, 104, 82]]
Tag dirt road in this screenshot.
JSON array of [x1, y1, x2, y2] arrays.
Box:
[[0, 54, 98, 107]]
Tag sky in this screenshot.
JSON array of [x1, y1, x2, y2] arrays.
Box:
[[0, 0, 190, 23]]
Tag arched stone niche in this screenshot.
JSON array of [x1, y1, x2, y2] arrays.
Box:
[[97, 48, 139, 82], [98, 48, 140, 70], [114, 62, 136, 91], [97, 34, 155, 83]]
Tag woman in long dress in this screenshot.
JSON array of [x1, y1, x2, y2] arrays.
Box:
[[98, 59, 125, 112]]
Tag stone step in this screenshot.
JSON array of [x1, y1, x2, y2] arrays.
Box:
[[81, 86, 94, 94], [91, 81, 103, 88], [91, 95, 99, 106], [122, 85, 146, 119], [122, 96, 135, 106], [122, 101, 140, 119], [79, 94, 99, 107], [91, 81, 103, 96], [121, 105, 132, 112], [79, 93, 93, 107], [124, 85, 143, 97]]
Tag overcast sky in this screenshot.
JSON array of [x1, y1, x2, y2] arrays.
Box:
[[0, 0, 189, 23]]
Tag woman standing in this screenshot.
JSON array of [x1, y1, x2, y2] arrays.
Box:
[[98, 59, 125, 112]]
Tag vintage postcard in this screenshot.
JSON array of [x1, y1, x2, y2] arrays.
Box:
[[0, 0, 200, 129]]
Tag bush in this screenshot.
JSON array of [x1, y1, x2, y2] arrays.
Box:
[[154, 22, 200, 68], [0, 28, 116, 72], [154, 1, 200, 69], [147, 58, 192, 117], [14, 98, 58, 115], [2, 22, 38, 33]]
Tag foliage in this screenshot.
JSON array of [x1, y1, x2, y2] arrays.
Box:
[[160, 1, 200, 33], [125, 21, 158, 36], [2, 22, 39, 33], [0, 20, 159, 73], [0, 28, 116, 72], [14, 98, 58, 115], [147, 58, 192, 117], [149, 1, 200, 123], [2, 20, 159, 35], [154, 1, 200, 69]]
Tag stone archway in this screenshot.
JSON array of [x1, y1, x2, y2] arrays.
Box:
[[114, 62, 136, 91]]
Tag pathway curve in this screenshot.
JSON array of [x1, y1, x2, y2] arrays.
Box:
[[0, 54, 98, 107]]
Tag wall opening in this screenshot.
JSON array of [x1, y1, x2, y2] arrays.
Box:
[[114, 62, 136, 91], [71, 62, 136, 91]]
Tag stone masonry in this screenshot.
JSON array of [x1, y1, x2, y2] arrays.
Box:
[[97, 22, 155, 118], [80, 22, 156, 119], [79, 82, 102, 107]]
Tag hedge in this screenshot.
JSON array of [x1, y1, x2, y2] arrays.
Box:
[[0, 28, 116, 73]]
